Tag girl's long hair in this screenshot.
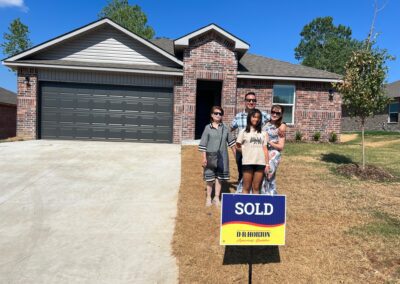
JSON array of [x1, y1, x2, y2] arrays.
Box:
[[245, 109, 262, 133], [271, 105, 284, 127]]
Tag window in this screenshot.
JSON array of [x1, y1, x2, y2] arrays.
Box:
[[273, 84, 295, 124], [388, 102, 399, 123]]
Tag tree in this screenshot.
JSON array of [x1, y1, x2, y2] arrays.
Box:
[[98, 0, 155, 39], [295, 16, 362, 75], [334, 41, 393, 170], [1, 18, 32, 58]]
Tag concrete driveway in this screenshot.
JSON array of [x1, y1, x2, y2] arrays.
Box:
[[0, 140, 180, 283]]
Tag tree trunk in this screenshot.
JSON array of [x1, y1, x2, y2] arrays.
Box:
[[361, 118, 365, 170]]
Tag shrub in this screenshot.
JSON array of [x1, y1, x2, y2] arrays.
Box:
[[295, 131, 303, 142], [329, 132, 338, 143], [313, 131, 321, 142]]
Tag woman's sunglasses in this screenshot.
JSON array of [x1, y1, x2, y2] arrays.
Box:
[[271, 111, 282, 116], [213, 112, 223, 116]]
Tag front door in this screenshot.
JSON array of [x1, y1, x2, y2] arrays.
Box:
[[195, 80, 222, 139]]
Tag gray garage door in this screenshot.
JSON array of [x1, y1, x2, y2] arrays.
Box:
[[40, 81, 173, 142]]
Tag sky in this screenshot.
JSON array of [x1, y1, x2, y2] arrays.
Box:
[[0, 0, 399, 93]]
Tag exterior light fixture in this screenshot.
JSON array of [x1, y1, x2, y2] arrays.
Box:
[[328, 89, 334, 100], [24, 76, 30, 86]]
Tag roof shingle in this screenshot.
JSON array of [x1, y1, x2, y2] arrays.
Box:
[[386, 80, 400, 98], [150, 38, 341, 80], [0, 87, 16, 106]]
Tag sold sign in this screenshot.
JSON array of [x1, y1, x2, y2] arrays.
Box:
[[220, 194, 286, 246]]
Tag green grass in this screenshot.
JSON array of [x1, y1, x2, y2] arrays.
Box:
[[343, 130, 400, 136], [284, 132, 400, 179], [348, 211, 400, 238]]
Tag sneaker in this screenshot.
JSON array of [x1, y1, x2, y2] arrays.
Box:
[[213, 198, 221, 207], [205, 198, 212, 207]]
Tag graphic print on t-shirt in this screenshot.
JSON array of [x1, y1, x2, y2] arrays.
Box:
[[250, 136, 263, 144]]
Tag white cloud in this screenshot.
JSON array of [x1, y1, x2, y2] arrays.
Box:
[[0, 0, 28, 11]]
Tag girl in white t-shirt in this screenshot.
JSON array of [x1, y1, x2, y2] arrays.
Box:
[[236, 109, 270, 194]]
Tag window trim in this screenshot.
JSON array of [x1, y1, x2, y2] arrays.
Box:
[[272, 83, 296, 125], [388, 101, 399, 124]]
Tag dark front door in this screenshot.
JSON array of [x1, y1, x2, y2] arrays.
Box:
[[195, 80, 222, 139], [39, 81, 173, 143]]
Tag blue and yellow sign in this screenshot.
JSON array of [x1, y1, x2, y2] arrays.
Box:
[[220, 194, 286, 246]]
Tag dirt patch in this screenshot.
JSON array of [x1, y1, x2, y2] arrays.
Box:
[[337, 164, 396, 181], [365, 139, 400, 148], [173, 146, 400, 283], [341, 133, 358, 142], [0, 136, 26, 143]]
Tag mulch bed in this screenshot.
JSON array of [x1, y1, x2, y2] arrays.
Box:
[[337, 164, 396, 182]]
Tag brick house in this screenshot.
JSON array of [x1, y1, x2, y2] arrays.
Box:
[[0, 87, 17, 139], [342, 80, 400, 132], [2, 18, 342, 143]]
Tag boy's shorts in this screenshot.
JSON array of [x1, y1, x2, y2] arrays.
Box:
[[204, 167, 229, 182]]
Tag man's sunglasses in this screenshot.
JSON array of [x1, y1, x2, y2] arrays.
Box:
[[213, 112, 223, 116], [245, 99, 257, 103], [271, 111, 282, 116]]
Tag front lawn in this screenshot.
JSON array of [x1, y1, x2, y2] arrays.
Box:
[[173, 132, 400, 283]]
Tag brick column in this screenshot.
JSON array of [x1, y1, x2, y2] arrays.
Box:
[[173, 77, 184, 143], [181, 31, 238, 141], [17, 67, 38, 139]]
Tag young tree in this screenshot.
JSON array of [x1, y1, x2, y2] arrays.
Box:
[[334, 36, 393, 170], [295, 17, 362, 75], [1, 18, 32, 58], [98, 0, 155, 39]]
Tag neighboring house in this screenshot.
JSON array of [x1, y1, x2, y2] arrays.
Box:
[[0, 87, 17, 139], [2, 18, 342, 143], [342, 80, 400, 132]]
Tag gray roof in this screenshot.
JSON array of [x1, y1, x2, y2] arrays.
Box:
[[238, 53, 341, 80], [150, 38, 341, 80], [0, 87, 17, 105], [386, 80, 400, 98], [150, 38, 175, 55], [15, 59, 183, 73]]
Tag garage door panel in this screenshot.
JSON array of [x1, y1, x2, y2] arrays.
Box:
[[156, 103, 173, 113], [60, 113, 74, 123], [40, 82, 173, 142]]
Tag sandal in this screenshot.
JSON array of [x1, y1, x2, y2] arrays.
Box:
[[205, 198, 212, 207]]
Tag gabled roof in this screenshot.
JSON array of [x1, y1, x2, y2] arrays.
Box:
[[174, 24, 250, 55], [3, 18, 183, 66], [386, 80, 400, 98], [151, 38, 341, 82], [0, 87, 17, 106]]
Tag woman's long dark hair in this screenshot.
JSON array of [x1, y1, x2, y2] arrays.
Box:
[[245, 109, 262, 133], [271, 105, 284, 127]]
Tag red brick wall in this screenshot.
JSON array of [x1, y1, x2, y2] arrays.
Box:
[[173, 77, 183, 143], [15, 48, 342, 143], [295, 82, 341, 141], [236, 80, 342, 142], [236, 79, 273, 113], [17, 68, 38, 139], [0, 104, 16, 139], [178, 31, 238, 141]]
